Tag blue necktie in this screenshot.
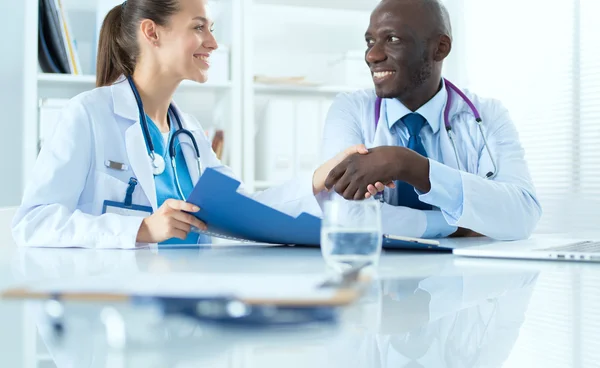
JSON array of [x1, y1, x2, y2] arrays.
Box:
[[393, 113, 433, 210]]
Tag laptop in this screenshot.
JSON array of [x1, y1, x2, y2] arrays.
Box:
[[452, 235, 600, 262]]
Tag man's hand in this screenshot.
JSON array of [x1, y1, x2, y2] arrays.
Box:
[[312, 144, 369, 195], [324, 146, 431, 200], [450, 227, 484, 238]]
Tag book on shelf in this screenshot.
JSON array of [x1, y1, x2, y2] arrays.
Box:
[[38, 0, 82, 75], [254, 75, 322, 87], [205, 128, 225, 160]]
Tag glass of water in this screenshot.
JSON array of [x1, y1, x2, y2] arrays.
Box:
[[320, 198, 383, 272]]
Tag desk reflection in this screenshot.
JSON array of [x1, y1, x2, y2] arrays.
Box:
[[11, 248, 538, 368]]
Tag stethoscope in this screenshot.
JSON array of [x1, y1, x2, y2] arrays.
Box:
[[375, 78, 499, 179], [127, 76, 203, 200]]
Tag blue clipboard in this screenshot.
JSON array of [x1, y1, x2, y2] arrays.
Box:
[[186, 168, 450, 251], [187, 168, 320, 245]]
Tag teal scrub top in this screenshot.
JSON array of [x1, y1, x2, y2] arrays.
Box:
[[147, 113, 210, 245]]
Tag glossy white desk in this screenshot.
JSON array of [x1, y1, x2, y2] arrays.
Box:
[[0, 241, 598, 368]]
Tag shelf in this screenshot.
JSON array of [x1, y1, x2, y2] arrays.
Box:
[[255, 0, 379, 11], [38, 73, 231, 90], [254, 83, 366, 96], [37, 73, 232, 100]]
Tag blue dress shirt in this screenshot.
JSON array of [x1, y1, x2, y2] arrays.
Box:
[[147, 114, 211, 245], [382, 81, 463, 237]]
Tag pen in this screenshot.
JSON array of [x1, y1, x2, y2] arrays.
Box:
[[383, 234, 440, 246]]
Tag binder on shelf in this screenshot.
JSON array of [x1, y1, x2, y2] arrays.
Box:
[[256, 98, 295, 183], [37, 0, 82, 74], [54, 0, 82, 75], [294, 99, 323, 178], [38, 0, 69, 73]]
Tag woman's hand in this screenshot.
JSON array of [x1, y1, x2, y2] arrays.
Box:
[[312, 144, 369, 194], [313, 144, 397, 198], [136, 199, 207, 243], [365, 182, 396, 199]]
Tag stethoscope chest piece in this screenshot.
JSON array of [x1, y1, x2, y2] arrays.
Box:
[[127, 75, 202, 189], [150, 152, 166, 176]]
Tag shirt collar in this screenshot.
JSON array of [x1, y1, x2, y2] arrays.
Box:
[[385, 78, 447, 134]]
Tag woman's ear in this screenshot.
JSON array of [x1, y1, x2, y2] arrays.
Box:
[[140, 19, 160, 47]]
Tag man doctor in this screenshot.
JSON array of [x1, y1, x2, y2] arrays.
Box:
[[321, 0, 542, 240]]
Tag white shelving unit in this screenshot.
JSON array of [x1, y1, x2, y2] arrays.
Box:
[[243, 0, 378, 192], [13, 0, 243, 199], [5, 0, 380, 206]]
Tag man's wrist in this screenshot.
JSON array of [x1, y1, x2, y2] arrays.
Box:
[[398, 150, 431, 193]]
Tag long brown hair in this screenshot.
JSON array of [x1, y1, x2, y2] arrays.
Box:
[[95, 0, 180, 87]]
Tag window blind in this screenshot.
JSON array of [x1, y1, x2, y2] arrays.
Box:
[[455, 0, 599, 233]]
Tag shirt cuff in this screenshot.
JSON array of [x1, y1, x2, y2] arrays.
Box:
[[423, 210, 458, 238], [418, 159, 464, 220], [300, 173, 325, 217]]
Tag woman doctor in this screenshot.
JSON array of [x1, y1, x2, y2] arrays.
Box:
[[12, 0, 369, 248]]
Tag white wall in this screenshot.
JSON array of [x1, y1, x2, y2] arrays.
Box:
[[0, 0, 27, 207]]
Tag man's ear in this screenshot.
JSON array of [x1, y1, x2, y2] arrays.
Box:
[[434, 34, 452, 62]]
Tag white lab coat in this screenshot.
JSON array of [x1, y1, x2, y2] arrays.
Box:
[[321, 86, 542, 240], [12, 78, 321, 249]]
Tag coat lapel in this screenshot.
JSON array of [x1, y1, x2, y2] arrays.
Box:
[[125, 125, 157, 210], [111, 78, 158, 210]]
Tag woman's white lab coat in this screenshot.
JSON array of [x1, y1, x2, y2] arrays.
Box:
[[12, 78, 321, 249]]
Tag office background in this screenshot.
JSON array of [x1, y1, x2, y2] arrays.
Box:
[[0, 0, 598, 235]]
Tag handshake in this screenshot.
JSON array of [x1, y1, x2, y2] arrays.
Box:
[[312, 144, 482, 238], [313, 144, 431, 200]]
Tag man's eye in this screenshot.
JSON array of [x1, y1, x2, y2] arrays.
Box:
[[389, 36, 400, 42]]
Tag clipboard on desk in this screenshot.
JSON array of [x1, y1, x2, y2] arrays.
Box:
[[1, 268, 371, 326], [1, 269, 370, 307], [383, 235, 450, 252]]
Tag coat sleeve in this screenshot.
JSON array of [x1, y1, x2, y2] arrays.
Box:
[[418, 99, 542, 240], [12, 98, 145, 249]]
